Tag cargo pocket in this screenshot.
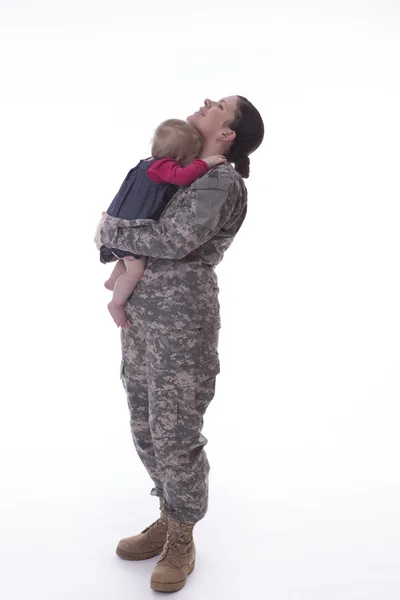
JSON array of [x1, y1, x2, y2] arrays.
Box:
[[148, 326, 220, 391], [119, 358, 128, 392], [151, 327, 203, 370]]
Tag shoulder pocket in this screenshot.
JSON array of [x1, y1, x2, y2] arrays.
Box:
[[193, 172, 230, 230]]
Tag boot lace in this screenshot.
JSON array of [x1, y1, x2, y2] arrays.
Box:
[[141, 516, 167, 537], [159, 521, 192, 564], [159, 534, 186, 564]]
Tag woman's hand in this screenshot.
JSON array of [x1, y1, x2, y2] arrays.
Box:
[[94, 212, 108, 249]]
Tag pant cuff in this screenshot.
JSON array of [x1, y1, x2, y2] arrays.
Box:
[[150, 487, 163, 498]]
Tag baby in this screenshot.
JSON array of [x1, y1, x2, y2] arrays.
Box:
[[99, 119, 226, 328]]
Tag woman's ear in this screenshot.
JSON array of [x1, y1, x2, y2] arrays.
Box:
[[217, 129, 236, 143]]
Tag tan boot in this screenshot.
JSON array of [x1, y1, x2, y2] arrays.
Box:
[[116, 498, 168, 561], [150, 517, 196, 593]]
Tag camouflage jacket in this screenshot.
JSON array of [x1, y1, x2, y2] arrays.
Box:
[[100, 164, 247, 329]]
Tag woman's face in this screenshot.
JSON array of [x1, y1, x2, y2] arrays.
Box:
[[187, 96, 238, 141]]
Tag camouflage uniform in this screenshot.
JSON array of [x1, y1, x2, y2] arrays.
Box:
[[100, 165, 247, 524]]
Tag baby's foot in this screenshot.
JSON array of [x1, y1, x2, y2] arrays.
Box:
[[108, 301, 132, 328]]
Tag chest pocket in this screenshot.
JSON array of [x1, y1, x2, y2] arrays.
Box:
[[193, 171, 230, 231]]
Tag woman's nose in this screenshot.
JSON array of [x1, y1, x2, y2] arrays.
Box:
[[204, 98, 212, 108]]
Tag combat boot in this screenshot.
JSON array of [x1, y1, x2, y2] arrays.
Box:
[[116, 498, 168, 560], [150, 517, 196, 593]]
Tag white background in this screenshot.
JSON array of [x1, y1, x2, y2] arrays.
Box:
[[1, 1, 400, 598]]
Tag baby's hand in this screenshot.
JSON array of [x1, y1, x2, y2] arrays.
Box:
[[204, 155, 227, 168]]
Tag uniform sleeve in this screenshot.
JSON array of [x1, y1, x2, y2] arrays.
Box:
[[100, 169, 242, 260], [147, 158, 209, 186]]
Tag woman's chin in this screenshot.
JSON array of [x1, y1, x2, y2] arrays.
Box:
[[187, 114, 204, 137], [187, 111, 202, 125]]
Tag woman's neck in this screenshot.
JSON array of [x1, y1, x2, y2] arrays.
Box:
[[198, 139, 225, 159]]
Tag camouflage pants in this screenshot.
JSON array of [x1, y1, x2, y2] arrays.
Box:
[[120, 319, 220, 524]]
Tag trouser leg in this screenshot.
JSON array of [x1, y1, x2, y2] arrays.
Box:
[[147, 325, 220, 524], [121, 322, 163, 494]]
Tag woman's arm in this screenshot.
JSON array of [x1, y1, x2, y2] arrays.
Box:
[[94, 212, 108, 249], [99, 168, 244, 260]]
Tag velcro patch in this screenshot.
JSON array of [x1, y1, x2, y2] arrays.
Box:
[[194, 173, 230, 230]]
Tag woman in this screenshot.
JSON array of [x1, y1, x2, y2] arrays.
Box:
[[97, 95, 264, 593]]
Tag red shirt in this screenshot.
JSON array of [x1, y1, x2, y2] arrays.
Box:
[[147, 158, 208, 187]]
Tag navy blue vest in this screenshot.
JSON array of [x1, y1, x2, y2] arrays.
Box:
[[107, 159, 178, 220], [100, 159, 178, 263]]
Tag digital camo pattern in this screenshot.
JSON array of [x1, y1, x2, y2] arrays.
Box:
[[100, 164, 247, 523], [100, 164, 247, 329], [121, 319, 220, 524]]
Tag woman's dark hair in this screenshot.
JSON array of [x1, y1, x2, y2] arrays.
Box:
[[226, 96, 264, 178]]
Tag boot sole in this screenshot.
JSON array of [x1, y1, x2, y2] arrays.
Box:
[[150, 560, 196, 593], [116, 546, 164, 561]]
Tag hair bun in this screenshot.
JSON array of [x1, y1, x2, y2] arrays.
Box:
[[234, 155, 250, 178]]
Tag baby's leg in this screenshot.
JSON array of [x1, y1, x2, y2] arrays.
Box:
[[108, 257, 147, 328], [104, 259, 126, 290]]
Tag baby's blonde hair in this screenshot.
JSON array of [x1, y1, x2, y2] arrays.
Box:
[[151, 119, 203, 164]]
